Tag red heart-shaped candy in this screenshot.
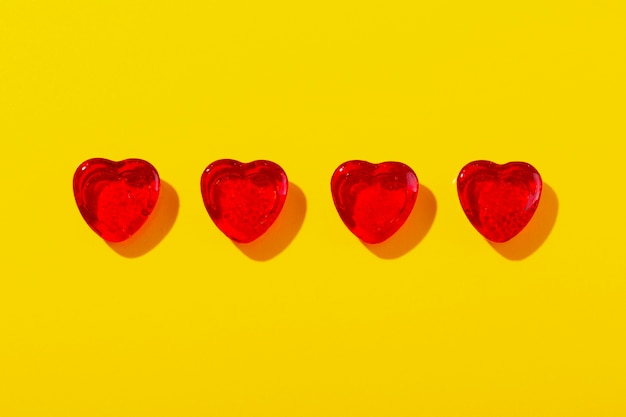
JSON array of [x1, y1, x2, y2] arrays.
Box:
[[73, 158, 160, 242], [457, 160, 542, 242], [201, 160, 288, 243], [331, 160, 419, 244]]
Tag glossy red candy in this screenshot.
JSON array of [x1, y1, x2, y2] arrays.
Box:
[[457, 160, 542, 242], [73, 158, 160, 242], [201, 160, 288, 243], [331, 160, 419, 244]]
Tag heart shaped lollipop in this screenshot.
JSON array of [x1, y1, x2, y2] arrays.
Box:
[[73, 158, 160, 242], [331, 160, 419, 244], [457, 160, 542, 242], [200, 159, 288, 243]]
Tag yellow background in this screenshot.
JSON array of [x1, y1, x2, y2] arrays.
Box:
[[1, 0, 625, 415]]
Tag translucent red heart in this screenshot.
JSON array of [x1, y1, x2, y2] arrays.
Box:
[[200, 159, 288, 243], [331, 160, 419, 244], [457, 160, 542, 242], [73, 158, 160, 242]]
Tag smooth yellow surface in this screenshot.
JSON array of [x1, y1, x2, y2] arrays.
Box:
[[1, 1, 625, 415]]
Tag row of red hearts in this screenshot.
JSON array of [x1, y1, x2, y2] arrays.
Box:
[[73, 158, 543, 245]]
